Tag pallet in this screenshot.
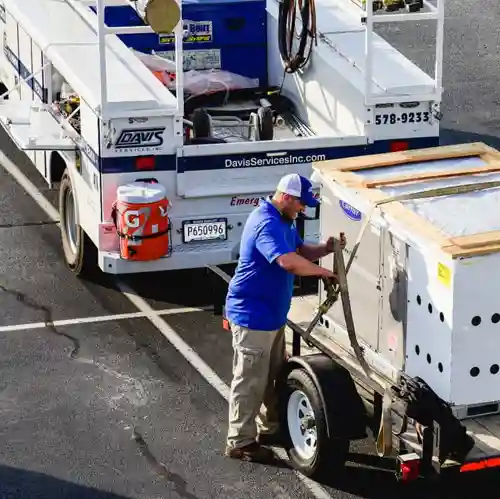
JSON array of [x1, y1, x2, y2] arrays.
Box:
[[313, 142, 500, 258]]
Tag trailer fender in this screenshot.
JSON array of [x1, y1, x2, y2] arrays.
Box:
[[280, 353, 368, 440]]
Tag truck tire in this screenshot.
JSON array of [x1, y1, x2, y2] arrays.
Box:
[[191, 108, 212, 138], [280, 367, 350, 478], [59, 170, 95, 276], [257, 106, 274, 140]]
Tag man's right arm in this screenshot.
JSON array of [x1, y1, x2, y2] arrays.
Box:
[[277, 252, 335, 278], [256, 221, 336, 279]]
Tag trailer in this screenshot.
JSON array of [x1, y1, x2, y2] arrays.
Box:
[[212, 142, 500, 483], [0, 0, 444, 276]]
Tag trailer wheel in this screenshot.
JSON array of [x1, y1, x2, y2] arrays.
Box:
[[280, 368, 349, 478], [59, 170, 95, 276]]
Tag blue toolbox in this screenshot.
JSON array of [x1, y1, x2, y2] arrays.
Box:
[[100, 0, 268, 86]]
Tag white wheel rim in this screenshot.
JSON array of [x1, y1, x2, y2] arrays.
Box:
[[287, 390, 317, 461], [64, 186, 77, 254]]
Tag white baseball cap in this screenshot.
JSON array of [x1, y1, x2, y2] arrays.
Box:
[[276, 173, 319, 208]]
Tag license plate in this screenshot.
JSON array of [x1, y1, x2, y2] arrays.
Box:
[[374, 109, 431, 126], [182, 218, 228, 243]]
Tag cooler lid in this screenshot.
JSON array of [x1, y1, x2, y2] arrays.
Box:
[[117, 182, 166, 204]]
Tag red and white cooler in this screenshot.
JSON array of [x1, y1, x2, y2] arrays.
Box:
[[112, 181, 170, 261]]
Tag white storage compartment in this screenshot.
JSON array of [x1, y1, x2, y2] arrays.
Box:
[[266, 0, 441, 139]]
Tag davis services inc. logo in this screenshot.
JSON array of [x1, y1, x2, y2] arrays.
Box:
[[114, 128, 166, 149]]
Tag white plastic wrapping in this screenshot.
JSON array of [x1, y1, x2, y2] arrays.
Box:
[[172, 69, 259, 96], [131, 48, 176, 72], [133, 48, 259, 95]]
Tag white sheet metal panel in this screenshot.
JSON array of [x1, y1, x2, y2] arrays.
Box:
[[451, 253, 500, 406], [405, 246, 500, 407], [404, 246, 454, 402], [0, 101, 77, 150], [2, 0, 178, 115]]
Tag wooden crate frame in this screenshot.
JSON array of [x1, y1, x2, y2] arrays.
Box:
[[313, 142, 500, 258]]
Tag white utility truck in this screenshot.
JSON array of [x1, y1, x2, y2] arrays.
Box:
[[0, 0, 443, 275]]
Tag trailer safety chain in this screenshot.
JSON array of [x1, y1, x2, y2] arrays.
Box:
[[278, 0, 317, 73]]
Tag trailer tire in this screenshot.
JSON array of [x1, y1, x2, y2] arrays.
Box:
[[280, 367, 349, 479], [59, 170, 95, 277]]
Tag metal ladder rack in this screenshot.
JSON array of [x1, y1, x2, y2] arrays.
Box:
[[322, 0, 445, 106], [362, 0, 444, 106], [64, 0, 185, 119]]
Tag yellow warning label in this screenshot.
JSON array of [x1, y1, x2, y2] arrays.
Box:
[[437, 262, 451, 287]]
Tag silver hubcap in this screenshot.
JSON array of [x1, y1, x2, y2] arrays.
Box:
[[64, 186, 77, 254], [287, 390, 317, 460]]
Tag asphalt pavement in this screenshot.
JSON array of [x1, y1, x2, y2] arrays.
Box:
[[2, 1, 500, 498]]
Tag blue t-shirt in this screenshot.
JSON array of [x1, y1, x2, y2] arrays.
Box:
[[225, 198, 303, 331]]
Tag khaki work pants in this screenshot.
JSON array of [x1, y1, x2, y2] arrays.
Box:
[[226, 323, 286, 449]]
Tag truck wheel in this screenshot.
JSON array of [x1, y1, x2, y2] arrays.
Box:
[[280, 368, 350, 478], [257, 106, 274, 140], [59, 170, 95, 276], [192, 108, 212, 138]]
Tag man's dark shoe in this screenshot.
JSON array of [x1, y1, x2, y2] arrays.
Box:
[[257, 432, 283, 447], [225, 442, 275, 462]]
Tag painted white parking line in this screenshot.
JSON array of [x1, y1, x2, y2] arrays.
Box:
[[0, 306, 213, 333], [0, 157, 336, 499], [118, 281, 231, 400], [117, 280, 334, 499]]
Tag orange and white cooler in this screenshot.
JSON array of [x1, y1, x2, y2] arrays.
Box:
[[112, 181, 170, 261]]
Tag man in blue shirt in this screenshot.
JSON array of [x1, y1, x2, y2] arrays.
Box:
[[224, 173, 345, 462]]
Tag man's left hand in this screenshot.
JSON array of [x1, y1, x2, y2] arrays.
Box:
[[326, 233, 347, 253]]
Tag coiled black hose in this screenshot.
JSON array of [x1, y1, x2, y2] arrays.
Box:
[[278, 0, 317, 73]]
